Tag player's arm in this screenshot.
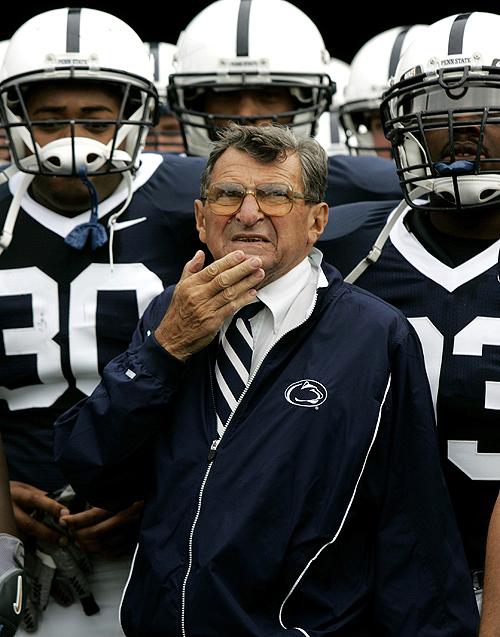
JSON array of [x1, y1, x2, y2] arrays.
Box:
[[479, 491, 500, 637], [0, 435, 16, 537]]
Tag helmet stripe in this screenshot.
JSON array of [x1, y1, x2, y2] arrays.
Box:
[[236, 0, 252, 56], [448, 13, 471, 55], [329, 114, 340, 143], [66, 7, 82, 52], [388, 27, 410, 79], [150, 42, 160, 82]]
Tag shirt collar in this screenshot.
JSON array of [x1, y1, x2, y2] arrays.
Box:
[[257, 246, 328, 333]]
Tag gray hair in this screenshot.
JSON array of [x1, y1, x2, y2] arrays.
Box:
[[199, 124, 328, 203]]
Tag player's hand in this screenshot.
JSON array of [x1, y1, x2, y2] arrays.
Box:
[[154, 249, 265, 361], [59, 501, 143, 557], [10, 482, 70, 545]]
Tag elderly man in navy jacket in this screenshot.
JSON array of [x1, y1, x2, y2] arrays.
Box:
[[54, 124, 478, 637]]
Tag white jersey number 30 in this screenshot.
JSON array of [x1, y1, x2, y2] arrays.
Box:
[[0, 264, 163, 411]]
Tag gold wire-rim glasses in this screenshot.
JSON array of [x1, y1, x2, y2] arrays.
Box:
[[202, 181, 317, 216]]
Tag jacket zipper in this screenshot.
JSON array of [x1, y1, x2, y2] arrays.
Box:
[[180, 292, 319, 637]]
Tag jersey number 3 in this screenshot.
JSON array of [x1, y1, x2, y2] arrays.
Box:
[[410, 316, 500, 481]]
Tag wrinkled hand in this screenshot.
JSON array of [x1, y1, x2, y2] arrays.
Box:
[[10, 482, 69, 545], [59, 501, 143, 557], [155, 249, 265, 361]]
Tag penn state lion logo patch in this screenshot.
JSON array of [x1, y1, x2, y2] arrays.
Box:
[[284, 380, 328, 408]]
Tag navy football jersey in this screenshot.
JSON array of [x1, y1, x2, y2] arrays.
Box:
[[326, 155, 401, 206], [319, 199, 398, 274], [326, 202, 500, 570], [0, 152, 205, 493]]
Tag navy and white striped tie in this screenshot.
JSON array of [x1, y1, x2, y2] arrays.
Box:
[[214, 301, 264, 435]]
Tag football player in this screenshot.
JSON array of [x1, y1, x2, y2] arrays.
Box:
[[319, 11, 500, 610], [314, 57, 351, 157], [0, 7, 205, 635], [143, 42, 185, 154], [339, 24, 427, 158], [167, 0, 403, 205]]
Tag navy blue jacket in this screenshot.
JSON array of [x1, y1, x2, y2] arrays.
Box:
[[54, 262, 479, 637]]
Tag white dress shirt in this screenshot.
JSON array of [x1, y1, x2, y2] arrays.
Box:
[[219, 247, 328, 376]]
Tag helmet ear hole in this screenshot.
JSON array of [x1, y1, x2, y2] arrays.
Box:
[[440, 191, 456, 203], [480, 189, 496, 200], [5, 87, 23, 116]]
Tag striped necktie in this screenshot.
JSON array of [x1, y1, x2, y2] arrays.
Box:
[[214, 300, 264, 435]]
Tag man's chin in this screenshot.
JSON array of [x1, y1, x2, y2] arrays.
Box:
[[230, 240, 270, 255], [31, 175, 93, 216]]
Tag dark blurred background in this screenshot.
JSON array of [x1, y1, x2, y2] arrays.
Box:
[[2, 2, 500, 65]]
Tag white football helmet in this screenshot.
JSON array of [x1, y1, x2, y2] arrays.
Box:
[[0, 7, 158, 177], [143, 41, 184, 152], [144, 41, 177, 108], [340, 25, 427, 155], [382, 12, 500, 211], [167, 0, 334, 157], [315, 57, 350, 155]]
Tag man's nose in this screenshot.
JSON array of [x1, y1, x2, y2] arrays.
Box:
[[235, 95, 266, 119], [453, 114, 482, 135], [43, 123, 85, 140], [235, 192, 265, 224]]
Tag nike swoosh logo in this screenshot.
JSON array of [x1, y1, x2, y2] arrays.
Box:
[[111, 217, 147, 231], [13, 574, 23, 615]]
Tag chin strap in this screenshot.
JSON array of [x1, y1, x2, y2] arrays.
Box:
[[107, 168, 134, 271], [345, 186, 428, 284], [0, 159, 135, 268], [0, 167, 35, 256], [401, 157, 500, 209]]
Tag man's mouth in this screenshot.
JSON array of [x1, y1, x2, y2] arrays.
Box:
[[232, 235, 269, 243], [441, 142, 487, 161]]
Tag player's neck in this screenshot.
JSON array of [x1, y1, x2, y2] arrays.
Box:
[[429, 207, 500, 240]]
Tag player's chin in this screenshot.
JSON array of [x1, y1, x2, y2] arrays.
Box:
[[43, 174, 86, 188], [52, 179, 90, 198], [42, 177, 95, 210]]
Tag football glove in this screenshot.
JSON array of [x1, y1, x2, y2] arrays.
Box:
[[20, 485, 99, 633], [0, 533, 25, 636]]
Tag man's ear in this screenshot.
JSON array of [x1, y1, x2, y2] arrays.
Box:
[[309, 202, 329, 244], [194, 199, 207, 244]]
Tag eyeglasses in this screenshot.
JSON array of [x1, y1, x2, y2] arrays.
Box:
[[202, 182, 315, 217]]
